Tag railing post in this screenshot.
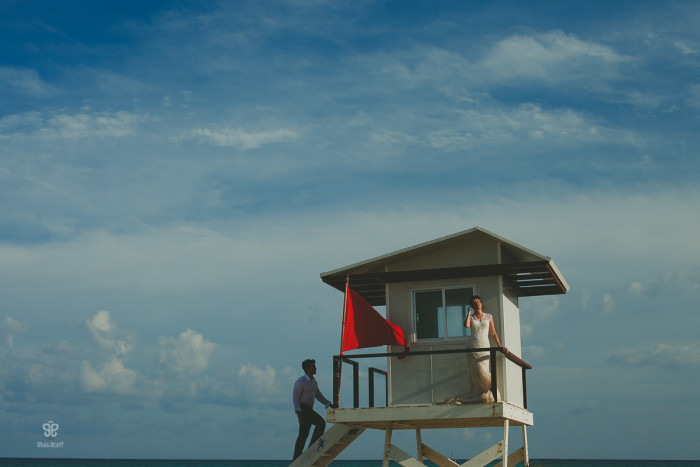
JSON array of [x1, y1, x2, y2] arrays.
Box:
[[385, 370, 388, 406], [383, 371, 389, 407], [333, 356, 341, 408], [353, 360, 359, 408], [522, 366, 528, 409], [368, 368, 388, 408], [490, 349, 498, 403]]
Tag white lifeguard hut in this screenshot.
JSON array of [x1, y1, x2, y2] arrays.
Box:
[[291, 227, 569, 467]]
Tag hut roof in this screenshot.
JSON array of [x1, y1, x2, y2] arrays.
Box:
[[320, 226, 569, 306]]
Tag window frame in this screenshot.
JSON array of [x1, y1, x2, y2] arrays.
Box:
[[411, 284, 476, 343]]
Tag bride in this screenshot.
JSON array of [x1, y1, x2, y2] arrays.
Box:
[[443, 295, 507, 404]]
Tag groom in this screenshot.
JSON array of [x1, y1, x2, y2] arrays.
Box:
[[292, 359, 332, 460]]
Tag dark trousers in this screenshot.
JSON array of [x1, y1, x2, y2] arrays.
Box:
[[293, 403, 326, 460]]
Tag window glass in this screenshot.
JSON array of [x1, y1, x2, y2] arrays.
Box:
[[445, 287, 472, 338], [413, 286, 474, 341], [414, 290, 443, 339]]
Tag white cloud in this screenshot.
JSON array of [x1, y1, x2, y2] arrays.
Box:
[[627, 266, 700, 299], [519, 296, 560, 339], [369, 102, 634, 154], [80, 358, 138, 394], [191, 127, 299, 149], [522, 296, 560, 322], [479, 30, 631, 87], [602, 293, 615, 315], [579, 288, 592, 312], [1, 316, 24, 347], [358, 30, 632, 104], [523, 345, 546, 360], [461, 428, 493, 444], [159, 329, 216, 374], [689, 84, 700, 108], [366, 30, 631, 95], [610, 343, 700, 368], [40, 111, 149, 139], [86, 310, 134, 357], [0, 66, 59, 98], [0, 111, 43, 135], [672, 39, 697, 55], [238, 363, 277, 393], [0, 110, 149, 140], [80, 311, 139, 395], [88, 309, 116, 334], [628, 281, 645, 295]]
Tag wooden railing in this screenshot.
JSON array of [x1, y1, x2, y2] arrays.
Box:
[[332, 347, 531, 409]]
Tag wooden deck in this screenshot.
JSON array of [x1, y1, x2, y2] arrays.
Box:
[[327, 402, 532, 431]]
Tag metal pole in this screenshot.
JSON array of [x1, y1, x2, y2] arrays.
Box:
[[333, 356, 341, 407], [334, 277, 350, 407], [490, 349, 498, 403], [340, 276, 349, 355], [353, 360, 359, 408], [385, 370, 389, 407]]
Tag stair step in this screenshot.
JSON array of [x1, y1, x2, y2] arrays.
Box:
[[289, 424, 366, 467]]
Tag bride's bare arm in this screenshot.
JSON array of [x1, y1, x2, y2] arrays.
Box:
[[464, 307, 473, 328], [488, 317, 506, 350]]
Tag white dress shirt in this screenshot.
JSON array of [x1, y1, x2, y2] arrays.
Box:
[[293, 374, 331, 412]]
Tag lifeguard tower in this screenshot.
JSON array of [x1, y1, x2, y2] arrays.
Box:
[[291, 227, 569, 467]]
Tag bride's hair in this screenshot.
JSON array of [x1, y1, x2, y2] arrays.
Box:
[[469, 295, 483, 307]]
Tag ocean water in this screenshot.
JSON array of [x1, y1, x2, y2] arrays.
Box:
[[1, 460, 700, 467]]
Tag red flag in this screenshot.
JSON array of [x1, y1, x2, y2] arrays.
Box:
[[341, 287, 407, 353]]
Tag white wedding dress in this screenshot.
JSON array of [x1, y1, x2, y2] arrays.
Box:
[[441, 313, 499, 404]]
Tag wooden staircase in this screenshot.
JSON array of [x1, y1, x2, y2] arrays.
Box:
[[289, 423, 366, 467]]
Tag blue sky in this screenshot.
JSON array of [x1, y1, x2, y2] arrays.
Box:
[[1, 0, 699, 461]]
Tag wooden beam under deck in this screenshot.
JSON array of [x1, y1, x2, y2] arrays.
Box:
[[326, 402, 532, 431]]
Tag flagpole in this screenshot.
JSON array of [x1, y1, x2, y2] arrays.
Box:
[[340, 276, 349, 355], [334, 276, 350, 408]]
